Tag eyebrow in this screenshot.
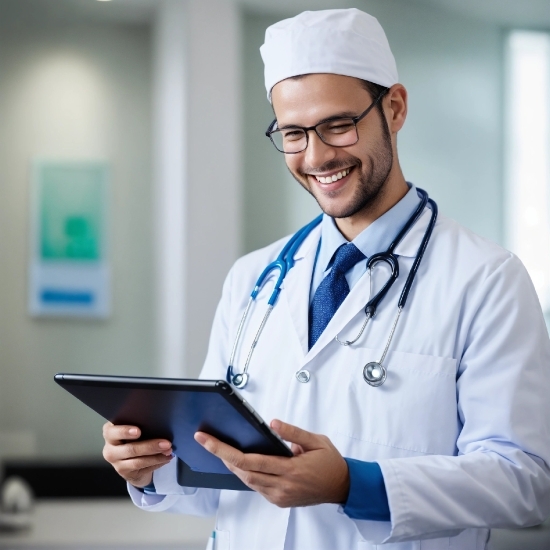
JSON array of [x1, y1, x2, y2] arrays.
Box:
[[277, 110, 359, 130]]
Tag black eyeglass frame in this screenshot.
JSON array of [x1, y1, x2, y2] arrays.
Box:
[[265, 87, 389, 154]]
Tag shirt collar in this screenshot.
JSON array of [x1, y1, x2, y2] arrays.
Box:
[[317, 184, 422, 273]]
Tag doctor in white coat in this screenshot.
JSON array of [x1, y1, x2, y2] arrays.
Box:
[[102, 9, 550, 550]]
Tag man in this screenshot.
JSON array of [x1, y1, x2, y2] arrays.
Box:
[[102, 9, 550, 549]]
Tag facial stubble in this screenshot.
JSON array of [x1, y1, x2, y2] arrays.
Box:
[[290, 114, 394, 220]]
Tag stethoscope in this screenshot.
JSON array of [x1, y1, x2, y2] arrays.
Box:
[[226, 188, 438, 389]]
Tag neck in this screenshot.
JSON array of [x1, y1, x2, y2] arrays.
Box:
[[335, 167, 409, 241]]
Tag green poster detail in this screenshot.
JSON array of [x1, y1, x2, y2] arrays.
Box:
[[39, 163, 105, 261]]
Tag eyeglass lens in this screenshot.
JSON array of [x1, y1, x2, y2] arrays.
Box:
[[271, 119, 358, 153]]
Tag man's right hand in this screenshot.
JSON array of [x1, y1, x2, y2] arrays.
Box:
[[102, 422, 173, 488]]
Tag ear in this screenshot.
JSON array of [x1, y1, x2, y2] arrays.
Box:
[[384, 84, 408, 134]]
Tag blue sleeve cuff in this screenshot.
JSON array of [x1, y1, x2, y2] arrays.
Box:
[[141, 481, 156, 494], [342, 458, 390, 521]]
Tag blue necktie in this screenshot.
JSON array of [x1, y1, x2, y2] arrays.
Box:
[[309, 243, 366, 349]]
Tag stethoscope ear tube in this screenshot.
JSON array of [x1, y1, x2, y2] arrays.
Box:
[[387, 188, 429, 253], [397, 198, 438, 309]]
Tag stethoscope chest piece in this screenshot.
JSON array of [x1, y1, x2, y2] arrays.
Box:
[[232, 372, 249, 389], [295, 369, 311, 383], [363, 362, 386, 387]]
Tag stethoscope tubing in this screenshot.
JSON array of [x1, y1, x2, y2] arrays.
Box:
[[388, 189, 429, 253], [397, 198, 438, 309], [226, 214, 323, 386]]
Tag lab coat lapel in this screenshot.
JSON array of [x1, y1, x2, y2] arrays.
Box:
[[304, 268, 372, 364], [282, 225, 322, 357], [304, 206, 433, 365]]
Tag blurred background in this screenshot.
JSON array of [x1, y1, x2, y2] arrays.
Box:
[[0, 0, 548, 548]]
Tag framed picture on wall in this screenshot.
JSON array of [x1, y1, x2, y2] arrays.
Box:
[[28, 160, 110, 318]]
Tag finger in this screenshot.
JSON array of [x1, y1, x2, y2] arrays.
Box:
[[270, 420, 322, 451], [119, 439, 173, 460], [195, 432, 248, 468], [195, 432, 290, 475], [228, 452, 288, 475], [104, 439, 172, 464], [118, 453, 173, 476], [103, 423, 141, 444], [290, 443, 305, 456], [225, 465, 279, 490]]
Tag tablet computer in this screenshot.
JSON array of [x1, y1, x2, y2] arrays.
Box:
[[54, 374, 293, 491]]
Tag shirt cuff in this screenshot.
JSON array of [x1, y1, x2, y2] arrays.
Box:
[[343, 458, 391, 521], [134, 481, 156, 494]]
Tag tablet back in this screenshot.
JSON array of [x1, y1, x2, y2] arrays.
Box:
[[55, 374, 290, 491]]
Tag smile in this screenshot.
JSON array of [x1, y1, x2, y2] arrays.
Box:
[[313, 167, 352, 184]]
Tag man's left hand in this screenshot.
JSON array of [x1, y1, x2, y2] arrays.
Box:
[[194, 419, 350, 508]]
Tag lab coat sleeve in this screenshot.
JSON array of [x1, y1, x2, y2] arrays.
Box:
[[127, 458, 220, 515], [128, 265, 237, 516], [357, 254, 550, 543]]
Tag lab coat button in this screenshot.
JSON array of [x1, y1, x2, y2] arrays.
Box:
[[295, 369, 311, 383]]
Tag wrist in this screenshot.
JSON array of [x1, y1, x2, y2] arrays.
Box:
[[132, 479, 155, 493], [333, 457, 351, 504]]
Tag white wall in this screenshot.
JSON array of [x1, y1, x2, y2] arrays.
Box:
[[153, 0, 242, 379], [153, 1, 188, 379], [0, 23, 154, 458], [242, 0, 504, 251], [184, 0, 243, 375], [384, 1, 503, 243]]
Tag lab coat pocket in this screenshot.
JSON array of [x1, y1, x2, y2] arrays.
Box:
[[335, 349, 458, 458]]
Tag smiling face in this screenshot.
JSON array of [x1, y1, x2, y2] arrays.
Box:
[[271, 74, 407, 238]]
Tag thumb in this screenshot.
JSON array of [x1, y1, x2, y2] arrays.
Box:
[[271, 419, 322, 451]]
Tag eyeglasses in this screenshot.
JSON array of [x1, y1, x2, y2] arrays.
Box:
[[265, 88, 388, 154]]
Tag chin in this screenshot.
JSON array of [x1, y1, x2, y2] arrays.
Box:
[[313, 192, 356, 219], [314, 202, 349, 219]]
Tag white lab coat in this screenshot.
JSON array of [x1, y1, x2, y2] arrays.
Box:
[[129, 208, 550, 550]]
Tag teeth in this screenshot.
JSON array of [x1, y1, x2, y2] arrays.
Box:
[[314, 168, 350, 184]]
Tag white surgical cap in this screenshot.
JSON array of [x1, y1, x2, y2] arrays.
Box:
[[260, 8, 398, 101]]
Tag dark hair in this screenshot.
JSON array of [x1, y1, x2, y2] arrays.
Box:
[[359, 80, 389, 114]]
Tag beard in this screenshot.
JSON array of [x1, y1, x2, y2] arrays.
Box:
[[292, 115, 394, 219]]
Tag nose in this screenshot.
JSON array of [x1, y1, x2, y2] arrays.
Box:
[[303, 130, 337, 169]]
